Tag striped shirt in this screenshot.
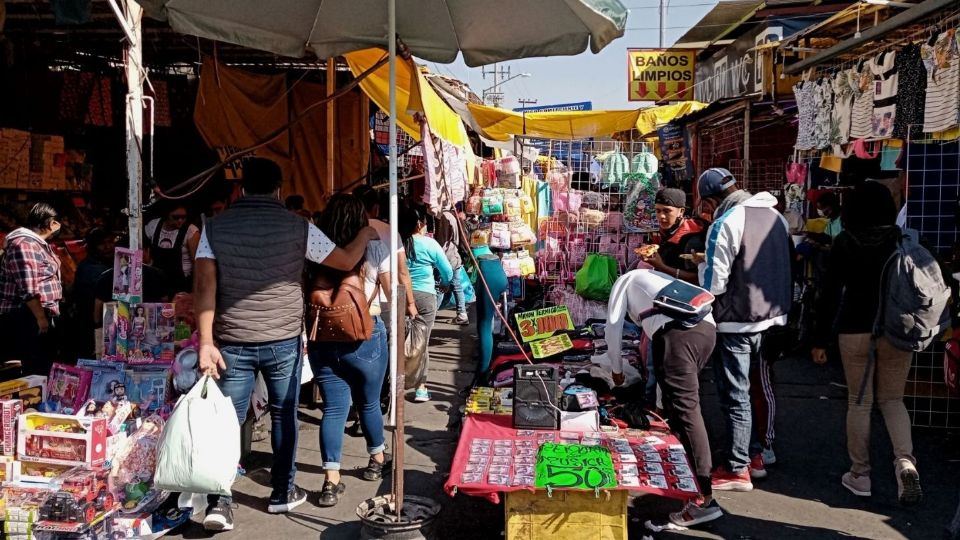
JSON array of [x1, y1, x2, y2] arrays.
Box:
[[922, 32, 960, 134], [849, 64, 874, 139]]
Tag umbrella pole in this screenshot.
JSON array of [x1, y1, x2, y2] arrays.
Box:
[[387, 0, 405, 519]]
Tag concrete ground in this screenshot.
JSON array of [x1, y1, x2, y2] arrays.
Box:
[[167, 311, 960, 540]]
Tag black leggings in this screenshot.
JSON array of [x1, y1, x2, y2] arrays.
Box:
[[652, 320, 717, 497]]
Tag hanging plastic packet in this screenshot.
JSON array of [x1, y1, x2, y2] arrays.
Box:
[[482, 189, 504, 215]]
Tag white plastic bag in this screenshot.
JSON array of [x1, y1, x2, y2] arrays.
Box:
[[154, 376, 240, 496]]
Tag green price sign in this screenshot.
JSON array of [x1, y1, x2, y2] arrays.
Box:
[[514, 306, 574, 342], [534, 443, 618, 490]]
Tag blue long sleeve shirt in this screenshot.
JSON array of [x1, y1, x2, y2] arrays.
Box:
[[407, 235, 454, 294]]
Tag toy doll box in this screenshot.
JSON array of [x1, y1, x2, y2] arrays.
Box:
[[17, 413, 107, 468], [2, 399, 23, 456]]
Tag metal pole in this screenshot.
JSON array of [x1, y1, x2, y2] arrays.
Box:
[[124, 0, 144, 250], [325, 57, 336, 196], [387, 0, 405, 519], [659, 0, 665, 48]]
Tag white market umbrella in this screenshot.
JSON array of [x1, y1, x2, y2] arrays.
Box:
[[136, 0, 629, 517]]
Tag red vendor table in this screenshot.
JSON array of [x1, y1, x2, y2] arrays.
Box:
[[444, 414, 701, 504]]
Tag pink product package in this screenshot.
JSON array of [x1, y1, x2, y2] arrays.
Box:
[[46, 364, 93, 415], [1, 399, 22, 456], [112, 248, 143, 304]]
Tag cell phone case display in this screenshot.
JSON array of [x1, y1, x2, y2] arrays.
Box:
[[42, 364, 92, 415]]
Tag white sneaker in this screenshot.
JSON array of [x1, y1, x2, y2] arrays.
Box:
[[842, 472, 872, 497], [895, 459, 922, 506], [761, 446, 777, 465]]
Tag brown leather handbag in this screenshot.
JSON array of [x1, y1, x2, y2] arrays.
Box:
[[307, 269, 380, 343]]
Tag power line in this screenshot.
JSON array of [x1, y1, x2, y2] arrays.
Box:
[[625, 10, 842, 30]]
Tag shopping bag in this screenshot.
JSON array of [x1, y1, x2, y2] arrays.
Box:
[[154, 376, 240, 496], [404, 316, 429, 389], [574, 253, 618, 301]]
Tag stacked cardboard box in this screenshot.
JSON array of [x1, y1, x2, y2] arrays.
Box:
[[0, 129, 31, 190], [25, 134, 65, 191]]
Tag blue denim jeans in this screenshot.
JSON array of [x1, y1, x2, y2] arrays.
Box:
[[209, 335, 302, 504], [310, 317, 388, 470], [712, 332, 762, 474], [437, 266, 466, 315]]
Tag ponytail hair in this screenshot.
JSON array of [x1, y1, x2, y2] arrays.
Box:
[[399, 207, 424, 261]]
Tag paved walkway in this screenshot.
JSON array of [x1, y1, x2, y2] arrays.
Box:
[[167, 311, 960, 539]]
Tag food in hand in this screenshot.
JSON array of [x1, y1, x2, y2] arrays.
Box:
[[635, 244, 660, 258]]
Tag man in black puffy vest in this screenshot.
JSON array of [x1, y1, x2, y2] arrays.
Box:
[[194, 158, 377, 531]]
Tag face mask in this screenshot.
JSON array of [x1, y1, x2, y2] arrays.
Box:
[[816, 209, 826, 217]]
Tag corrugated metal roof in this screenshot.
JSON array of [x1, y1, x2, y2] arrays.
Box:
[[673, 0, 765, 46]]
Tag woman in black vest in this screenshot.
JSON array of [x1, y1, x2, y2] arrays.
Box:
[[145, 205, 199, 292]]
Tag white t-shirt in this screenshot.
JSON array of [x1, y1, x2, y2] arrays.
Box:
[[195, 222, 336, 264], [362, 240, 390, 301], [370, 218, 401, 304], [145, 219, 199, 276]]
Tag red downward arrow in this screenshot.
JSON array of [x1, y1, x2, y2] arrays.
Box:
[[638, 82, 648, 98], [676, 83, 687, 99], [657, 82, 668, 99]]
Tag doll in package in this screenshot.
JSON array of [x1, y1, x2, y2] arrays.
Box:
[[127, 303, 176, 365], [124, 368, 169, 414], [43, 363, 93, 415], [112, 248, 143, 304]]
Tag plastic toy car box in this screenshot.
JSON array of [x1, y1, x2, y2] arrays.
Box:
[[17, 413, 107, 467]]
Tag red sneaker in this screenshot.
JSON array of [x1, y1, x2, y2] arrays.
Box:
[[750, 454, 767, 479], [711, 467, 754, 492]]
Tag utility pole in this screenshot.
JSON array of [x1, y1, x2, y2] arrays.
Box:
[[518, 98, 537, 135], [482, 63, 511, 107], [659, 0, 666, 48]]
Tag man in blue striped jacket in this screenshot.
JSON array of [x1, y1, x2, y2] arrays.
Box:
[[693, 168, 792, 493]]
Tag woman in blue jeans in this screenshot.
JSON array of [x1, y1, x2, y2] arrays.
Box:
[[308, 194, 391, 508]]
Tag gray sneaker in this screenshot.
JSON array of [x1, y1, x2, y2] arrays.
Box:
[[842, 471, 872, 497], [670, 499, 723, 527]]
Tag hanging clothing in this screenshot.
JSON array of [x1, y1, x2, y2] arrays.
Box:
[[623, 172, 660, 233], [870, 51, 898, 139], [921, 30, 960, 134], [146, 219, 197, 292], [831, 70, 854, 145], [598, 151, 629, 188], [631, 151, 659, 177], [814, 78, 834, 149], [793, 80, 817, 150], [849, 64, 875, 140], [520, 176, 541, 233], [893, 44, 927, 139]]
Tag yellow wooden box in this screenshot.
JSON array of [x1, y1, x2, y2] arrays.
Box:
[[505, 489, 627, 540]]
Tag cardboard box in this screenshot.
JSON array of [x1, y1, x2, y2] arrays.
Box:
[[24, 134, 65, 191], [0, 376, 48, 411], [17, 413, 107, 467], [0, 129, 31, 190], [12, 461, 72, 484], [0, 376, 46, 397], [2, 399, 23, 455], [0, 455, 20, 483]]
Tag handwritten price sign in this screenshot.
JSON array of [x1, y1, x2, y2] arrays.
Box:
[[534, 443, 618, 490], [514, 306, 574, 342]]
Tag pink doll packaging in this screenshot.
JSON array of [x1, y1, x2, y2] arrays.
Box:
[[126, 303, 176, 365], [112, 248, 143, 304], [45, 363, 93, 415]]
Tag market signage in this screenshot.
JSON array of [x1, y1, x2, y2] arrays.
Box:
[[535, 443, 618, 490], [515, 306, 575, 342], [627, 49, 696, 102], [693, 16, 825, 102], [513, 101, 593, 113]]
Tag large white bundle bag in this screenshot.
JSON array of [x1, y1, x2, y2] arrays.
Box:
[[154, 376, 240, 496]]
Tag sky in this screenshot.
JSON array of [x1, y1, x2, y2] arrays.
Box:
[[422, 1, 718, 111]]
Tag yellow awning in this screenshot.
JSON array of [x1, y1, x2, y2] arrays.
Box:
[[468, 101, 707, 141], [344, 48, 470, 148]]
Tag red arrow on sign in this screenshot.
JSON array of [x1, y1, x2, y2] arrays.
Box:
[[657, 82, 668, 99], [638, 82, 648, 98], [676, 83, 687, 99]]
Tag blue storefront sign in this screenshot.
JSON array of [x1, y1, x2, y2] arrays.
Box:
[[512, 101, 593, 113]]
